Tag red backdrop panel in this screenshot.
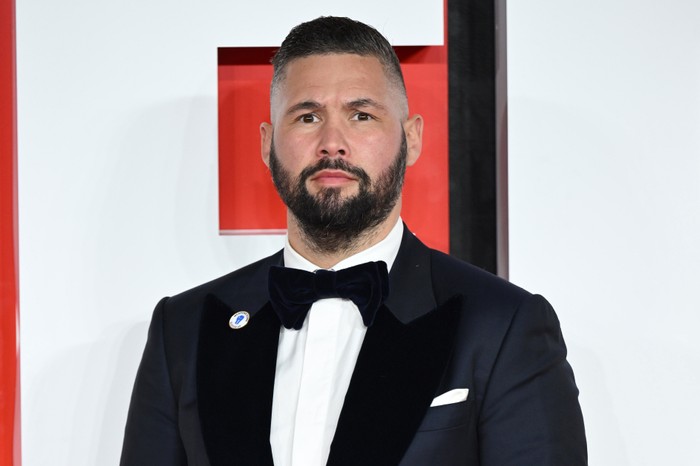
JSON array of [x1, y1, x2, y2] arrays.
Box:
[[0, 0, 20, 464], [218, 45, 448, 252]]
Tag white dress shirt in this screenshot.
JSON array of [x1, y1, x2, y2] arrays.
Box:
[[270, 219, 404, 466]]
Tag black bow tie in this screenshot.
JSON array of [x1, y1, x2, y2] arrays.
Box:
[[268, 261, 390, 330]]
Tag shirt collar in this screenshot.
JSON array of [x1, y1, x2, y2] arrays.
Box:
[[283, 218, 404, 273]]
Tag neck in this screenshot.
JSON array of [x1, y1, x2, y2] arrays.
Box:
[[287, 208, 401, 269]]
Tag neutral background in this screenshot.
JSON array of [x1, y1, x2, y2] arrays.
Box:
[[15, 1, 698, 465], [508, 2, 700, 465]]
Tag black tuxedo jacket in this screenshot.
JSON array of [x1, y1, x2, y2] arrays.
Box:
[[121, 227, 586, 465]]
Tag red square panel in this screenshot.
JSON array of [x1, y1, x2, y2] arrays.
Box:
[[218, 46, 448, 252]]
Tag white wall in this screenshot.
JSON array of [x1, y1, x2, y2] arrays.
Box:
[[508, 2, 700, 465], [20, 1, 699, 465], [16, 2, 442, 465]]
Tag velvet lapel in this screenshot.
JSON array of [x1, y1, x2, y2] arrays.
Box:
[[197, 253, 282, 466], [327, 228, 462, 466]]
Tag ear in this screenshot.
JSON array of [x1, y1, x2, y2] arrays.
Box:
[[403, 114, 423, 167], [260, 122, 273, 168]]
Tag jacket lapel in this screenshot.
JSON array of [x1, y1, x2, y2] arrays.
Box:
[[327, 228, 463, 465], [197, 253, 283, 466], [195, 229, 462, 466]]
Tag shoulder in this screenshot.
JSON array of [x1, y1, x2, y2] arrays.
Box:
[[152, 250, 282, 334], [424, 245, 562, 362], [398, 232, 558, 348], [397, 226, 532, 309], [392, 227, 540, 327], [166, 250, 282, 307], [428, 247, 531, 307], [143, 250, 282, 377]]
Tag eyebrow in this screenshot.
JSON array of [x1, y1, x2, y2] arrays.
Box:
[[285, 100, 323, 116], [284, 98, 388, 117], [345, 98, 387, 112]]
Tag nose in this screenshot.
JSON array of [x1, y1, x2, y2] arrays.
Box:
[[317, 121, 348, 158]]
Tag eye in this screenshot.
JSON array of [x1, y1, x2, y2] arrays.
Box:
[[352, 112, 374, 121], [298, 113, 320, 123]]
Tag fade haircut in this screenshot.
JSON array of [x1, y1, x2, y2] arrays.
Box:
[[270, 16, 408, 113]]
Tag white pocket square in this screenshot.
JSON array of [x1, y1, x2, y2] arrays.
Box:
[[430, 388, 469, 407]]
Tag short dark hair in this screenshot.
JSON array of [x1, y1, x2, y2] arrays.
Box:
[[271, 16, 406, 100]]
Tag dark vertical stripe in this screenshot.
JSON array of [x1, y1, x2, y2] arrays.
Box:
[[495, 0, 509, 279], [448, 0, 507, 277]]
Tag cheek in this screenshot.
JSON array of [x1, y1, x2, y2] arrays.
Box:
[[274, 135, 310, 169], [352, 133, 401, 169]]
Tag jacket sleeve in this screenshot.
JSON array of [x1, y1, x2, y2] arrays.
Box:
[[479, 294, 587, 465], [120, 297, 188, 465]]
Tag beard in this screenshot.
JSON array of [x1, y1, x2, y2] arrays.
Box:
[[269, 134, 407, 254]]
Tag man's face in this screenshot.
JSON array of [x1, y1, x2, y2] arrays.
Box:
[[268, 131, 407, 250], [260, 54, 422, 249]]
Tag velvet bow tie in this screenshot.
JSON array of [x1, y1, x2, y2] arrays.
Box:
[[268, 261, 390, 330]]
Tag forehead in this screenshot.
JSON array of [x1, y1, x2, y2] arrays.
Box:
[[271, 54, 399, 109]]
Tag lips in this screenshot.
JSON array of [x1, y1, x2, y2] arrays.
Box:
[[309, 169, 358, 186]]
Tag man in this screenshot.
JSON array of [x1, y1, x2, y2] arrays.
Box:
[[121, 16, 587, 466]]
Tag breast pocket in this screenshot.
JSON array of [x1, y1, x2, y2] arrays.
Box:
[[416, 397, 472, 432], [399, 399, 477, 465]]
